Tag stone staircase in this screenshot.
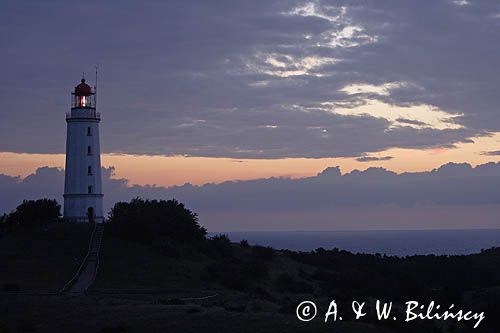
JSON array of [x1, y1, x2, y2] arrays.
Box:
[[61, 223, 105, 295], [89, 224, 104, 260]]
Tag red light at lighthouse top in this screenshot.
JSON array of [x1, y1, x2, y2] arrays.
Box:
[[72, 78, 95, 108]]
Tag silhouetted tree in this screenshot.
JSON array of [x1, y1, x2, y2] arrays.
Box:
[[108, 198, 206, 244], [4, 199, 61, 229], [0, 213, 7, 234], [209, 234, 233, 256]]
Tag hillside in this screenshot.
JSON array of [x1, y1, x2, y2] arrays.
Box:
[[0, 223, 383, 332], [2, 217, 500, 332], [0, 222, 91, 292]]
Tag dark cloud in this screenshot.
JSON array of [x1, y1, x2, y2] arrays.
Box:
[[481, 150, 500, 156], [356, 155, 393, 162], [395, 118, 428, 126], [1, 0, 499, 158], [3, 161, 500, 230], [0, 167, 63, 215]]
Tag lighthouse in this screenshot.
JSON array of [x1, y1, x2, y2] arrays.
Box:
[[63, 77, 104, 223]]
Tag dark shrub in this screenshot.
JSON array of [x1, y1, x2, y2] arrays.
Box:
[[186, 307, 201, 314], [242, 256, 269, 280], [151, 238, 182, 258], [0, 213, 8, 234], [3, 283, 20, 292], [298, 267, 309, 279], [20, 323, 37, 332], [206, 253, 269, 290], [98, 327, 127, 333], [250, 302, 263, 312], [209, 234, 233, 257], [251, 245, 274, 261], [224, 303, 246, 312], [275, 273, 314, 294], [5, 199, 61, 229], [163, 298, 184, 305], [239, 239, 249, 247], [275, 272, 294, 292], [108, 198, 206, 245]]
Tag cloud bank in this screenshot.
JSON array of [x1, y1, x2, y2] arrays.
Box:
[[2, 162, 500, 230]]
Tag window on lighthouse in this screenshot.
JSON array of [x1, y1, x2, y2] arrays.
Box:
[[87, 127, 92, 136], [78, 96, 88, 107], [88, 166, 92, 175], [87, 146, 92, 155], [88, 186, 93, 194]]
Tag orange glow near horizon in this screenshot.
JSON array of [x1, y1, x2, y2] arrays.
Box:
[[1, 132, 500, 187]]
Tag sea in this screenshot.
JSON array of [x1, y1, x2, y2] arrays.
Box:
[[209, 229, 500, 256]]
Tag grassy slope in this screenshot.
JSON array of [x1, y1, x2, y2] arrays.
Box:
[[0, 294, 387, 333], [87, 232, 387, 332], [6, 224, 465, 332], [0, 222, 92, 292], [1, 225, 384, 332], [93, 233, 210, 291]]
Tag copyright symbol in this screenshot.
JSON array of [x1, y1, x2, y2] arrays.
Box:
[[296, 301, 317, 321]]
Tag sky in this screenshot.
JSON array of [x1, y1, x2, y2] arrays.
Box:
[[1, 0, 500, 230]]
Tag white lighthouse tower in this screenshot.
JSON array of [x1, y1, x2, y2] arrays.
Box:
[[64, 77, 104, 223]]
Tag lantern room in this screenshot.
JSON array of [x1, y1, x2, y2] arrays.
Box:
[[72, 78, 95, 108]]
